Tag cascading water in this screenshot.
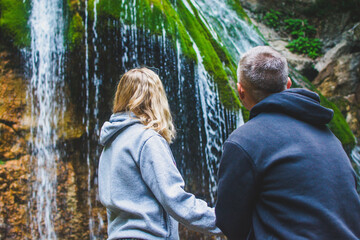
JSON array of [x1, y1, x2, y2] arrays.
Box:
[[84, 0, 94, 238], [84, 0, 104, 237], [28, 0, 64, 239], [191, 0, 264, 60], [192, 40, 234, 203], [9, 0, 355, 239]]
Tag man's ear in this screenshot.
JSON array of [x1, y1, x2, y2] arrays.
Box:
[[237, 82, 245, 99], [286, 77, 292, 89]]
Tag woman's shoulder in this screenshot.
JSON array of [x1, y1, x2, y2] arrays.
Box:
[[141, 128, 168, 147]]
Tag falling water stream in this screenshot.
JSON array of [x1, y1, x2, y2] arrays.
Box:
[[191, 0, 264, 60], [28, 0, 64, 239]]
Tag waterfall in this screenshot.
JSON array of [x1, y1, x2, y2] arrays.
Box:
[[28, 0, 64, 239], [191, 40, 231, 203], [190, 0, 264, 60], [84, 0, 94, 238], [84, 0, 104, 238]]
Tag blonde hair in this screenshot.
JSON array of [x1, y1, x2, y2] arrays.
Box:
[[113, 67, 176, 143]]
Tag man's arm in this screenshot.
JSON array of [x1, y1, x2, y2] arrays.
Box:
[[215, 141, 257, 239]]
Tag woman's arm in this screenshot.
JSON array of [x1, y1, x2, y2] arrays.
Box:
[[139, 134, 222, 235]]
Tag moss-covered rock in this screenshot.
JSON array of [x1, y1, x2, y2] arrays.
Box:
[[0, 0, 30, 48], [67, 12, 85, 49], [66, 0, 241, 109], [175, 0, 241, 109]]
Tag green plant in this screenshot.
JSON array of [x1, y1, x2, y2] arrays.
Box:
[[284, 19, 316, 38], [263, 9, 322, 59], [286, 37, 322, 59], [263, 10, 282, 30]]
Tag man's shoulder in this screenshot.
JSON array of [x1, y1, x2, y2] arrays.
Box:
[[228, 114, 273, 139], [226, 120, 262, 148], [227, 112, 293, 152]]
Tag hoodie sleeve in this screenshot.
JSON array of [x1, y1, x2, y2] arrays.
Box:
[[139, 134, 222, 235], [215, 141, 257, 239]]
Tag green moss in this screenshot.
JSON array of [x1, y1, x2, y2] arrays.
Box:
[[90, 0, 196, 59], [67, 12, 85, 49], [241, 106, 250, 122], [226, 0, 251, 23], [65, 0, 241, 110], [96, 0, 122, 19], [141, 0, 196, 59], [0, 0, 30, 48], [68, 0, 81, 12], [319, 96, 356, 151], [175, 0, 241, 109]]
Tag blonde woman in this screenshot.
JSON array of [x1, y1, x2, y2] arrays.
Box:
[[98, 68, 222, 240]]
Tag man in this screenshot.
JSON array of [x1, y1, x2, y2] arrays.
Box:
[[215, 46, 360, 240]]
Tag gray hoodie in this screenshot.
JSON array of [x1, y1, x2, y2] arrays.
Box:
[[98, 112, 221, 240]]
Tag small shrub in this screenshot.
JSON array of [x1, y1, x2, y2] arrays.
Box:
[[286, 37, 322, 59], [263, 9, 323, 59], [263, 10, 282, 30], [284, 19, 316, 38]]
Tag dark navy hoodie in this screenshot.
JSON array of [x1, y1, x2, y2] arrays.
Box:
[[215, 88, 360, 240]]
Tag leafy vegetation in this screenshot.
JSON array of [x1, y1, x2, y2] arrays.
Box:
[[284, 19, 316, 38], [286, 37, 322, 59], [263, 10, 282, 30], [262, 10, 322, 59]]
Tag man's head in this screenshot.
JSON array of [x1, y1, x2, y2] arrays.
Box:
[[237, 46, 291, 110]]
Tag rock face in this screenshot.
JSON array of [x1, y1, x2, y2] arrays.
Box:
[[241, 0, 360, 141], [0, 157, 30, 240], [0, 52, 27, 163], [314, 52, 360, 137], [312, 21, 360, 140]]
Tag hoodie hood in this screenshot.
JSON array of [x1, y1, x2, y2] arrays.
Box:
[[250, 88, 334, 125], [99, 112, 141, 146]]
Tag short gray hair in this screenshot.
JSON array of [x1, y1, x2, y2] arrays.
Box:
[[237, 46, 288, 102]]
